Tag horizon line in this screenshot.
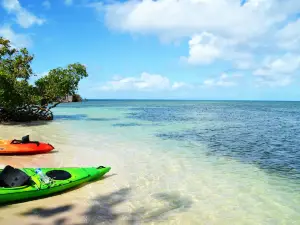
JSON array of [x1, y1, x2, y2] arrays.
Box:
[[81, 98, 300, 102]]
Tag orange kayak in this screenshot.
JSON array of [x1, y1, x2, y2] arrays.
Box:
[[0, 135, 54, 155]]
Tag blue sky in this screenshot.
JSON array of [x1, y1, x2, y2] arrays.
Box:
[[0, 0, 299, 100]]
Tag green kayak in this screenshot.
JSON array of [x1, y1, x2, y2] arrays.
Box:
[[0, 165, 111, 205]]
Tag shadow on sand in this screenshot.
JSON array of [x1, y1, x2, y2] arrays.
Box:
[[0, 121, 51, 127], [18, 187, 192, 225], [0, 150, 60, 156], [0, 114, 119, 127]]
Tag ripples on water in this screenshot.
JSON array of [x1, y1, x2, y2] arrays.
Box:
[[54, 114, 119, 121], [55, 100, 300, 181], [123, 101, 300, 181]]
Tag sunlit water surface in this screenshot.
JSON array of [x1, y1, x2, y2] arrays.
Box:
[[0, 100, 299, 225]]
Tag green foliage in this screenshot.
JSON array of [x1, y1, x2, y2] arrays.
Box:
[[0, 37, 35, 109], [0, 36, 88, 121], [35, 63, 88, 105]]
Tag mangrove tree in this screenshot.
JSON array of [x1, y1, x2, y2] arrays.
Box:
[[0, 37, 88, 122]]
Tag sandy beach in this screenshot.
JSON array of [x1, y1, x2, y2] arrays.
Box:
[[0, 122, 130, 225], [0, 121, 197, 225]]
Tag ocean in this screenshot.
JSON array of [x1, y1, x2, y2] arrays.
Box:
[[0, 100, 299, 224]]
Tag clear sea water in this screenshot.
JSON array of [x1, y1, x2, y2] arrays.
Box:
[[1, 100, 300, 224]]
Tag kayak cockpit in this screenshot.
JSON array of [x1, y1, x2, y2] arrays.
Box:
[[10, 135, 40, 146], [0, 165, 75, 189], [45, 170, 72, 180], [0, 165, 32, 188]]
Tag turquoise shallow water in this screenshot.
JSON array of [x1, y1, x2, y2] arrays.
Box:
[[55, 100, 300, 180], [1, 100, 300, 224]]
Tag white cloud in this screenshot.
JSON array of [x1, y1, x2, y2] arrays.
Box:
[[64, 0, 73, 6], [202, 73, 243, 87], [1, 0, 45, 28], [101, 0, 297, 41], [98, 72, 244, 92], [172, 82, 193, 89], [253, 53, 300, 87], [180, 32, 223, 65], [180, 32, 253, 66], [0, 25, 32, 48], [254, 54, 300, 75], [98, 72, 192, 92], [276, 18, 300, 51], [255, 76, 292, 87], [42, 0, 51, 9], [94, 0, 300, 88], [233, 59, 255, 70]]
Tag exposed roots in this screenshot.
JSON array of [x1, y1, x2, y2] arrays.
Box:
[[0, 105, 54, 122]]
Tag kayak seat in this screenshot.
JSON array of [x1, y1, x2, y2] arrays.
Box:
[[0, 165, 31, 188], [21, 135, 40, 146], [10, 135, 40, 146], [22, 135, 30, 143], [46, 170, 72, 180]]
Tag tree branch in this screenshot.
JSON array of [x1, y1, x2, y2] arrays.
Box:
[[48, 101, 62, 110]]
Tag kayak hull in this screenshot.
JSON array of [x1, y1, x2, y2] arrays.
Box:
[[0, 166, 111, 205], [0, 140, 54, 155]]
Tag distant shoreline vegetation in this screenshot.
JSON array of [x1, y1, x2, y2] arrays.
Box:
[[83, 99, 300, 102], [61, 94, 86, 103]]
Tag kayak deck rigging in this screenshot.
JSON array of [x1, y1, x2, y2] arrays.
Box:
[[0, 165, 111, 204]]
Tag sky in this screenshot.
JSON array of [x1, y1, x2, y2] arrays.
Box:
[[0, 0, 299, 100]]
